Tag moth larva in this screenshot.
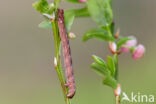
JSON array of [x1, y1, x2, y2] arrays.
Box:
[[57, 9, 76, 99]]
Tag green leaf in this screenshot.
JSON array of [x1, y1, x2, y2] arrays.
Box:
[[64, 7, 90, 32], [33, 0, 54, 14], [65, 0, 80, 3], [110, 22, 115, 35], [108, 0, 113, 7], [47, 3, 55, 14], [92, 55, 107, 68], [117, 37, 131, 48], [64, 10, 75, 32], [107, 56, 116, 76], [39, 20, 52, 28], [72, 7, 90, 17], [91, 62, 110, 77], [87, 0, 113, 27], [64, 7, 90, 31], [32, 0, 49, 13], [103, 75, 117, 89], [83, 29, 115, 42]]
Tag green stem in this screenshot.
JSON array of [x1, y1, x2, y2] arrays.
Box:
[[51, 0, 71, 103], [116, 96, 120, 104], [106, 26, 112, 37], [114, 54, 118, 80], [52, 17, 71, 104], [114, 54, 120, 104], [54, 0, 61, 9], [111, 21, 120, 104]]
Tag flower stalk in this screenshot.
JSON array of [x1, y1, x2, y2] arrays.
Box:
[[116, 96, 120, 104], [111, 28, 121, 104], [113, 50, 121, 104]]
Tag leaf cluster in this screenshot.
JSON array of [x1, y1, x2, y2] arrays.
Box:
[[91, 55, 117, 89]]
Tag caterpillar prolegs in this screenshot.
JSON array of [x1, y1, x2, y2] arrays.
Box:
[[57, 9, 76, 99]]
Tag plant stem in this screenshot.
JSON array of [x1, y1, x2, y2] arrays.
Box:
[[51, 0, 71, 103], [114, 54, 120, 104], [51, 15, 71, 104], [54, 0, 61, 9], [114, 54, 118, 80], [116, 95, 120, 104]]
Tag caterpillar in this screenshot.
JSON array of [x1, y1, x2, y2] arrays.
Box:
[[57, 9, 76, 99]]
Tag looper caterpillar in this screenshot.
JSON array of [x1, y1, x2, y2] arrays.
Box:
[[57, 9, 76, 99]]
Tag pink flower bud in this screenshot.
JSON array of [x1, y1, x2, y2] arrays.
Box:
[[114, 84, 121, 96], [121, 36, 137, 53], [132, 44, 145, 60], [69, 32, 76, 39], [54, 57, 57, 67], [109, 42, 117, 54], [78, 0, 87, 3]]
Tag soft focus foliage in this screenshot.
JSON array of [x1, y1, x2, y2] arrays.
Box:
[[87, 0, 113, 27]]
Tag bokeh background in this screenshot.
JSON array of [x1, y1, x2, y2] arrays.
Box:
[[0, 0, 156, 104]]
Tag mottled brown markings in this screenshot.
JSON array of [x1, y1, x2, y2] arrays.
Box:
[[57, 9, 76, 99]]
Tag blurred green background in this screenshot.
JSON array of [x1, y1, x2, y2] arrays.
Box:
[[0, 0, 155, 104]]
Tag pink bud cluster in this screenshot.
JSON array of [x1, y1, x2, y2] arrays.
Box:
[[78, 0, 87, 3], [121, 36, 145, 60], [114, 84, 121, 96], [121, 36, 137, 53]]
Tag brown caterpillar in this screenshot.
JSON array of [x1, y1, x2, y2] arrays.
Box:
[[57, 9, 76, 99]]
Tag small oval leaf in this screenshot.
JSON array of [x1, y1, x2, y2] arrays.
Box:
[[107, 56, 116, 76], [33, 0, 49, 13], [64, 10, 75, 32], [117, 37, 131, 48], [65, 0, 80, 3], [39, 20, 52, 28], [92, 55, 107, 68], [103, 76, 118, 89], [91, 62, 110, 77], [83, 29, 115, 42]]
